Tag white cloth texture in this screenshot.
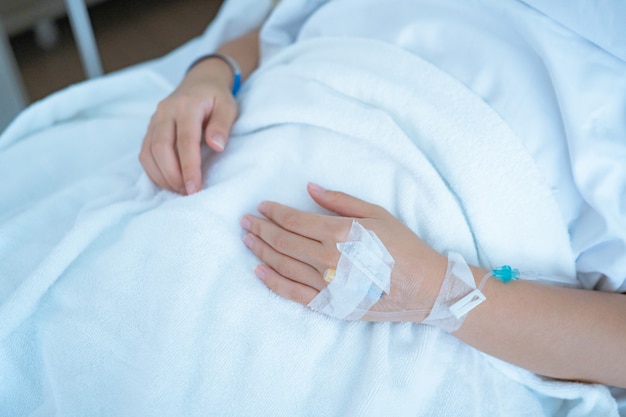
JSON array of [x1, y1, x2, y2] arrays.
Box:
[[0, 33, 618, 415], [261, 0, 626, 292], [141, 0, 626, 294]]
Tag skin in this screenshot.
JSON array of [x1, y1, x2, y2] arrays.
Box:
[[241, 182, 447, 323], [241, 183, 626, 389], [140, 28, 626, 390], [139, 28, 260, 195]]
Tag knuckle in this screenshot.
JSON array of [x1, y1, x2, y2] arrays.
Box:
[[177, 127, 200, 146], [274, 258, 296, 278], [271, 235, 291, 252], [151, 138, 170, 156], [157, 96, 197, 116], [155, 100, 166, 111], [155, 99, 172, 114], [281, 212, 299, 230]]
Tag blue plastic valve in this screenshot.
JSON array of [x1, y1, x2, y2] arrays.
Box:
[[491, 265, 520, 283]]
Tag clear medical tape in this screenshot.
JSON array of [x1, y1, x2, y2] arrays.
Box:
[[308, 229, 578, 324], [421, 252, 479, 332], [307, 221, 394, 320], [423, 252, 581, 332]]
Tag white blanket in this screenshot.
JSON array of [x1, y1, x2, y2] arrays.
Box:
[[0, 37, 617, 416]]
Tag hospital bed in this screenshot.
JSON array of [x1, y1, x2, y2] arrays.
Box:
[[0, 0, 625, 415], [0, 0, 102, 130]]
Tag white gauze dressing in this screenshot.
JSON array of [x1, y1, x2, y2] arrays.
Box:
[[307, 221, 394, 320]]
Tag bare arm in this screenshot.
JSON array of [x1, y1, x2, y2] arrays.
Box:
[[241, 184, 626, 389], [455, 268, 626, 387], [186, 29, 260, 95]]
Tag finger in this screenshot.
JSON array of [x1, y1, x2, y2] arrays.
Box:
[[150, 118, 185, 194], [242, 214, 335, 273], [139, 146, 171, 190], [256, 200, 346, 243], [307, 182, 385, 219], [139, 125, 174, 191], [243, 233, 326, 291], [254, 264, 319, 306], [175, 106, 206, 195], [204, 96, 238, 152]]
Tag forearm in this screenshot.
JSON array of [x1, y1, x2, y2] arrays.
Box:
[[185, 28, 261, 90], [239, 184, 626, 386], [216, 29, 260, 81], [454, 267, 626, 388]]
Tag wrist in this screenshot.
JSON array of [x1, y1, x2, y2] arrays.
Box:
[[185, 56, 238, 93], [183, 59, 233, 91], [419, 253, 448, 312], [403, 251, 447, 323], [420, 252, 489, 331]]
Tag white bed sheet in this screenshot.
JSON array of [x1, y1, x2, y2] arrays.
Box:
[[1, 0, 625, 414], [0, 35, 618, 416], [128, 0, 626, 411], [261, 0, 626, 292], [150, 0, 626, 291]]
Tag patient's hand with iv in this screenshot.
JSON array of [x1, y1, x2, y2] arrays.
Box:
[[242, 183, 626, 389], [240, 182, 491, 327], [139, 15, 626, 391], [140, 29, 260, 195], [241, 182, 448, 323]]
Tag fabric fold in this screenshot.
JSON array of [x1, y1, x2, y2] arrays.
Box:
[[0, 36, 616, 417]]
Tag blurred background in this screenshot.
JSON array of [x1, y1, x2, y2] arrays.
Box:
[[3, 0, 223, 101]]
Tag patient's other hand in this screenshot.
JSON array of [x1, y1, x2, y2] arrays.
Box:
[[139, 58, 238, 195], [241, 183, 447, 322]]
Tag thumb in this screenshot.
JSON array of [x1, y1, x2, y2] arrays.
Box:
[[307, 183, 382, 218], [204, 98, 238, 152]]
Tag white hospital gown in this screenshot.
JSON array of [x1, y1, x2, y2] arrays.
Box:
[[260, 0, 626, 292]]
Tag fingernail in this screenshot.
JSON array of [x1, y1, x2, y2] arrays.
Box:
[[240, 216, 252, 231], [254, 265, 267, 282], [308, 182, 326, 194], [257, 202, 267, 214], [185, 181, 197, 195], [243, 233, 254, 249], [210, 134, 226, 151]]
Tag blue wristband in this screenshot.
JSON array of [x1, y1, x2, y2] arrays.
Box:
[[187, 53, 242, 96]]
